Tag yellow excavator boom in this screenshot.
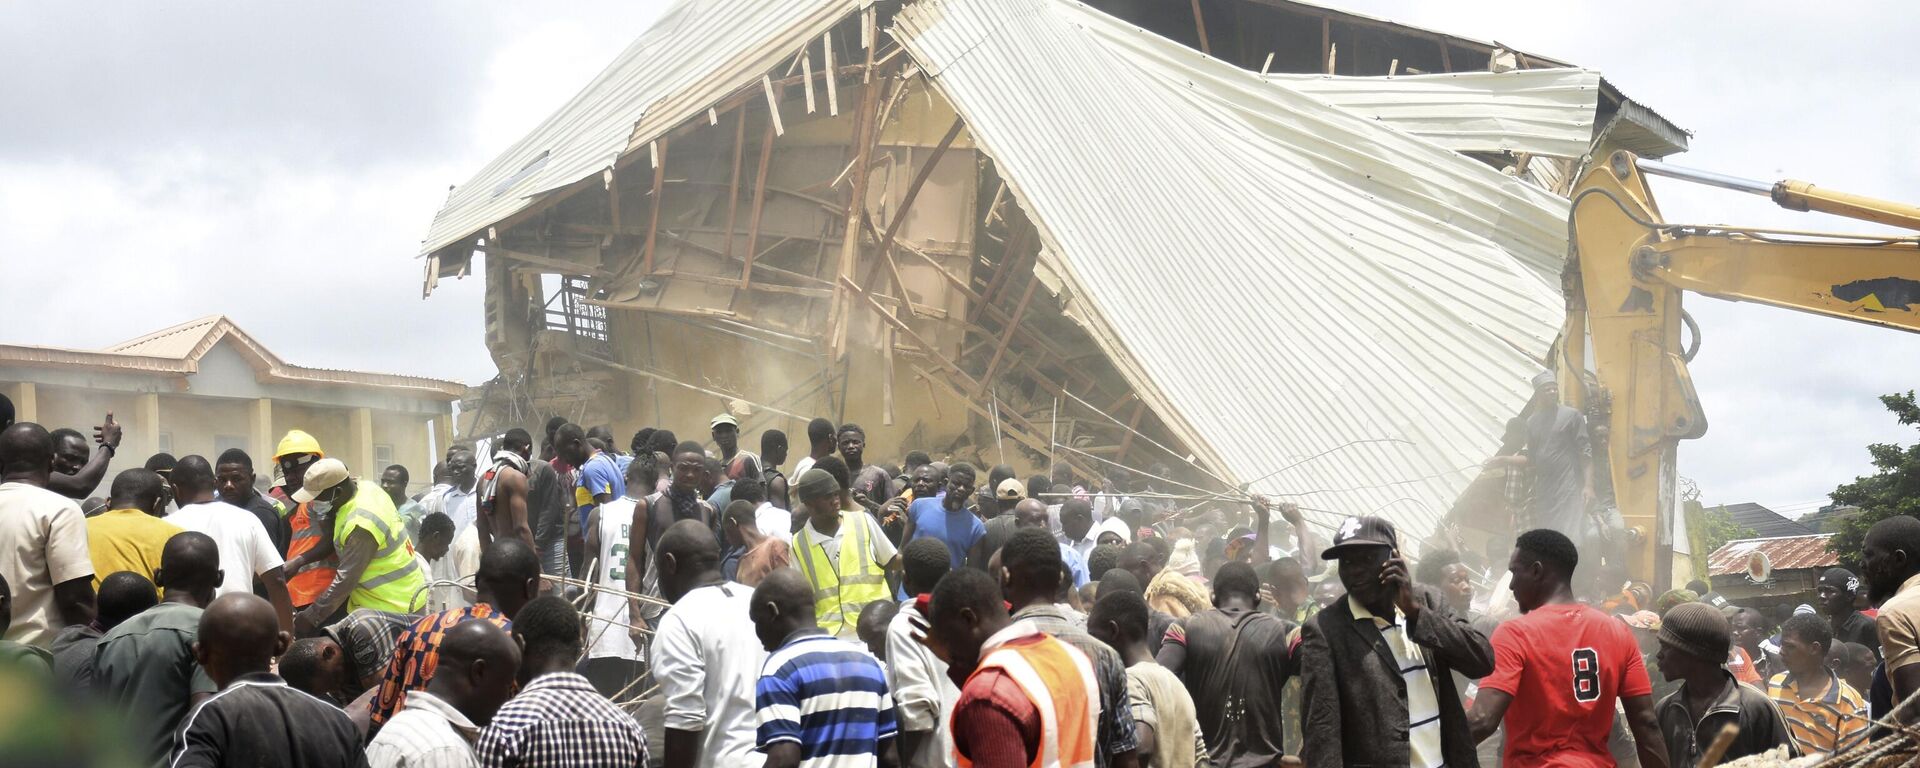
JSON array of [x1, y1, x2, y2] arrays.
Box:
[[1565, 151, 1920, 590]]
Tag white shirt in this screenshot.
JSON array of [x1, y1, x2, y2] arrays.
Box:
[[168, 500, 284, 598], [0, 482, 92, 647], [1351, 597, 1444, 768], [589, 498, 637, 660], [366, 689, 481, 768], [651, 582, 767, 768], [886, 600, 958, 768], [422, 553, 469, 615], [754, 502, 793, 545], [425, 486, 476, 535], [792, 456, 817, 481], [449, 525, 482, 589]]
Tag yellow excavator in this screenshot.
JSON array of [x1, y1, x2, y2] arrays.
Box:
[[1564, 150, 1920, 591]]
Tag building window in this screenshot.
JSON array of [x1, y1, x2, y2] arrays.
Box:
[[542, 274, 612, 357], [375, 444, 395, 468], [215, 435, 247, 457]]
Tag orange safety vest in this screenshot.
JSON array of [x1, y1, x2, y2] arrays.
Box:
[[955, 630, 1099, 768], [285, 499, 338, 606]]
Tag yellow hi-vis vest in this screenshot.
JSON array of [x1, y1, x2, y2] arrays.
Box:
[[335, 480, 427, 614], [792, 511, 889, 637]]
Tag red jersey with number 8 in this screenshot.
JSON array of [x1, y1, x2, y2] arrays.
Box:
[[1479, 602, 1652, 767]]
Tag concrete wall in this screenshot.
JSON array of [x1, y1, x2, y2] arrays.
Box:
[[3, 343, 451, 499]]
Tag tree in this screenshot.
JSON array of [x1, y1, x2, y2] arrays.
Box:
[[1827, 391, 1920, 571], [1697, 503, 1758, 556]]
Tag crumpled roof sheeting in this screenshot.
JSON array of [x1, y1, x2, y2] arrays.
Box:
[[420, 0, 868, 256], [895, 0, 1572, 542], [1263, 69, 1603, 158]]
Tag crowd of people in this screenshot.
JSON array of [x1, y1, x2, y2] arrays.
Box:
[[5, 392, 1920, 768]]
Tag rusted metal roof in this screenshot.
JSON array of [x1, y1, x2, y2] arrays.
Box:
[[0, 316, 467, 399], [1706, 534, 1838, 577]]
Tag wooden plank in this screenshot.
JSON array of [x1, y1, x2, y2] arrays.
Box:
[[485, 245, 611, 278], [1438, 36, 1453, 72], [873, 117, 963, 318], [1189, 0, 1211, 54], [832, 74, 885, 360], [742, 121, 776, 292], [972, 221, 1030, 324], [721, 107, 746, 263], [978, 269, 1041, 396], [561, 349, 812, 421], [1116, 400, 1147, 459], [642, 137, 667, 273], [840, 275, 975, 388], [1320, 18, 1330, 74], [881, 325, 896, 425]]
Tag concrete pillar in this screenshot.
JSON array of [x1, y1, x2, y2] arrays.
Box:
[[135, 393, 161, 460], [4, 381, 35, 423], [349, 407, 374, 477], [432, 414, 453, 461], [250, 398, 274, 461]]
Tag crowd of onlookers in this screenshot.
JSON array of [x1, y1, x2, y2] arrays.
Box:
[[6, 393, 1920, 768]]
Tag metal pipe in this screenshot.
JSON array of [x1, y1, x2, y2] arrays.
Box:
[[1631, 156, 1772, 197]]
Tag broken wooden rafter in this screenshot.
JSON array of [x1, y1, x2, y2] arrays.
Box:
[[977, 268, 1040, 397], [839, 274, 970, 385], [872, 116, 966, 318], [742, 121, 776, 293], [559, 348, 812, 422], [483, 245, 611, 278], [642, 137, 667, 273], [1190, 0, 1210, 54], [721, 108, 746, 263], [907, 362, 1101, 482], [831, 55, 887, 361]]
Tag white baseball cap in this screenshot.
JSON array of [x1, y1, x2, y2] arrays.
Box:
[[293, 458, 350, 504]]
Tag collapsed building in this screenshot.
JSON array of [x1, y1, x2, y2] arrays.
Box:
[[419, 0, 1687, 545]]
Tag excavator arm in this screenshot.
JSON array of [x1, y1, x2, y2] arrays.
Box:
[[1565, 150, 1920, 590]]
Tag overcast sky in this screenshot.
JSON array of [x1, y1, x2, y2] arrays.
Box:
[[3, 1, 1914, 516]]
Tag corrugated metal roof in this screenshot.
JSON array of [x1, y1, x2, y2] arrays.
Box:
[[0, 316, 466, 399], [1261, 69, 1602, 157], [1706, 534, 1837, 577], [106, 315, 226, 357], [1722, 502, 1816, 539], [419, 0, 870, 257], [895, 0, 1571, 544]]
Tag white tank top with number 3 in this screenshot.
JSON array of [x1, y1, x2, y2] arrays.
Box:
[[589, 498, 638, 660]]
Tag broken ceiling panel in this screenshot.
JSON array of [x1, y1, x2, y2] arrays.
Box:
[[1263, 68, 1603, 157], [421, 0, 871, 258], [895, 0, 1571, 542]]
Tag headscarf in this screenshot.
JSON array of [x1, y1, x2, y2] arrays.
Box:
[[1167, 538, 1204, 581], [1094, 516, 1133, 545], [1653, 588, 1700, 616], [1146, 567, 1212, 619]]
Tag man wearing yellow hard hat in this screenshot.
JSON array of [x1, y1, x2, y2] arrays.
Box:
[[291, 457, 427, 633], [270, 430, 338, 614]]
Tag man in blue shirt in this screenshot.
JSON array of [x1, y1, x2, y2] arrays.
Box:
[[750, 568, 897, 768], [902, 463, 984, 570], [556, 423, 625, 538]]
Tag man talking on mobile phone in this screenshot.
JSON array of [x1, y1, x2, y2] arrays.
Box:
[[1299, 515, 1494, 768]]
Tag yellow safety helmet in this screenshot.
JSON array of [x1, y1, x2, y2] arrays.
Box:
[[273, 429, 325, 461]]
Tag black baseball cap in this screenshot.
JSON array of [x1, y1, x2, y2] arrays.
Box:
[[1321, 515, 1398, 559], [1820, 567, 1861, 594]]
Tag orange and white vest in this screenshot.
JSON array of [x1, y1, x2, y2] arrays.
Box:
[[955, 623, 1099, 768]]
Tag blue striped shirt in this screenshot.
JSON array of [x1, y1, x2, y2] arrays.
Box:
[[756, 632, 899, 767]]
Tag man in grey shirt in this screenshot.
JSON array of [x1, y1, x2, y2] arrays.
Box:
[[1523, 371, 1596, 545]]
